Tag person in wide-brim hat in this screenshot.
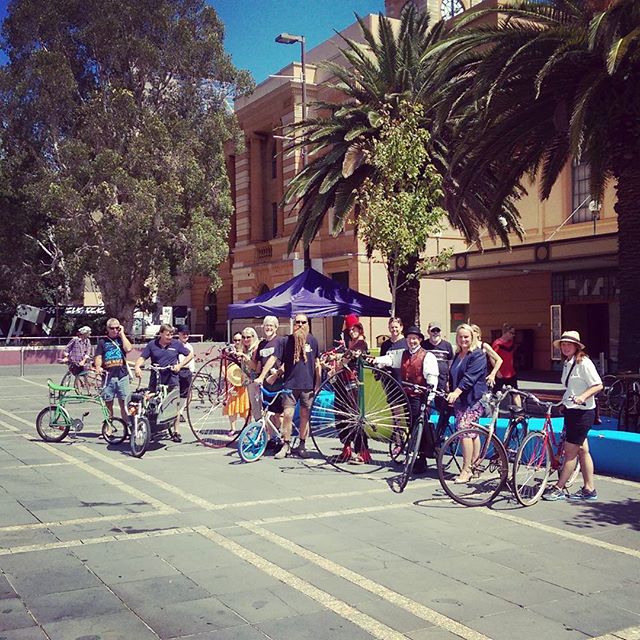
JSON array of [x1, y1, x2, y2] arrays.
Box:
[[553, 330, 585, 350], [404, 325, 425, 342]]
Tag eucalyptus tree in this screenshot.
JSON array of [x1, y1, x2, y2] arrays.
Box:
[[431, 0, 640, 368], [0, 0, 252, 322]]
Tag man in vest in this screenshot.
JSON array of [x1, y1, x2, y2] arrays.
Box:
[[373, 326, 438, 473]]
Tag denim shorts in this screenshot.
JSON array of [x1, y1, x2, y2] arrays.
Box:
[[101, 375, 130, 402]]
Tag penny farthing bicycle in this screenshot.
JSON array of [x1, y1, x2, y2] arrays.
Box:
[[308, 352, 411, 474], [186, 346, 251, 447]]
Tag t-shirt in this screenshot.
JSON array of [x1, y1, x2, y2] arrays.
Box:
[[422, 338, 454, 391], [95, 337, 128, 380], [379, 337, 407, 381], [561, 356, 602, 410], [141, 338, 191, 387], [178, 342, 194, 376], [492, 336, 516, 378], [256, 336, 286, 370], [274, 333, 320, 391]]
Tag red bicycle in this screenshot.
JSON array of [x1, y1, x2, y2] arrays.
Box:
[[511, 390, 581, 506]]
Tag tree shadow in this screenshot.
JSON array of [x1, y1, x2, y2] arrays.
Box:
[[564, 496, 640, 530]]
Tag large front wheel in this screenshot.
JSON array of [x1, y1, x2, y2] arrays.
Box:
[[130, 416, 151, 458], [309, 366, 411, 474], [437, 426, 508, 507], [512, 431, 552, 506], [36, 405, 71, 442]]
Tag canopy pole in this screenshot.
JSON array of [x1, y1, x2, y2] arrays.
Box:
[[227, 318, 231, 344]]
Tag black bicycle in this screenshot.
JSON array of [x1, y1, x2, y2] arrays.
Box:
[[390, 383, 449, 493]]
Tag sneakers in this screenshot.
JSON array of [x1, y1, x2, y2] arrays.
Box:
[[568, 487, 598, 501], [542, 486, 567, 501], [274, 442, 291, 459], [293, 443, 310, 459], [333, 444, 352, 463]]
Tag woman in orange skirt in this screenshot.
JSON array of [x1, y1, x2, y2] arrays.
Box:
[[225, 332, 250, 436]]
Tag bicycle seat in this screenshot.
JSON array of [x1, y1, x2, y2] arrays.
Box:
[[47, 381, 76, 392], [508, 405, 524, 415]]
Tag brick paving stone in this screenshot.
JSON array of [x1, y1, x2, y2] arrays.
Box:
[[40, 610, 159, 640], [26, 586, 124, 625], [3, 563, 101, 598], [110, 574, 211, 609], [0, 598, 36, 632]]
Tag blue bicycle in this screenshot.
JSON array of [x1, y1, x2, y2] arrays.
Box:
[[237, 388, 296, 462]]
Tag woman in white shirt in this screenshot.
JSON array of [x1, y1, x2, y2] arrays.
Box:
[[543, 331, 603, 502]]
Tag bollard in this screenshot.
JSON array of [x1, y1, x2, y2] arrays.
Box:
[[20, 346, 25, 377]]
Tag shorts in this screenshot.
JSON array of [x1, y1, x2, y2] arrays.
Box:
[[494, 376, 518, 391], [178, 370, 192, 399], [563, 408, 594, 446], [68, 363, 84, 376], [102, 375, 130, 402], [282, 389, 314, 410]]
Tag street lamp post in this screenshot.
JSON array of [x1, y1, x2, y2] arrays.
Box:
[[275, 32, 310, 270]]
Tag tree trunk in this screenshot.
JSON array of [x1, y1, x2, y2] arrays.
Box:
[[613, 166, 640, 371], [388, 252, 420, 328]]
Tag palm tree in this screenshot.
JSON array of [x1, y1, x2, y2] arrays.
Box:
[[431, 0, 640, 369], [284, 5, 523, 326]]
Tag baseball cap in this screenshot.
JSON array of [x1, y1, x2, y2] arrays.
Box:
[[177, 324, 190, 333], [78, 326, 91, 335], [428, 321, 442, 331]]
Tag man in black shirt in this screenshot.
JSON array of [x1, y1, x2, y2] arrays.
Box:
[[256, 313, 321, 460]]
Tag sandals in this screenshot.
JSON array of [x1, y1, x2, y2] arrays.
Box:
[[454, 469, 473, 484]]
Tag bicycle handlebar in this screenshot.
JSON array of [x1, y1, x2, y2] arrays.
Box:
[[500, 386, 565, 410], [400, 381, 446, 398]]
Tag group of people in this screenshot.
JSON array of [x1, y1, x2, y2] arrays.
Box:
[[63, 319, 195, 441]]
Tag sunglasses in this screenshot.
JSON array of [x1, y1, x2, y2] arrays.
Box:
[[429, 328, 441, 334], [233, 337, 242, 342], [294, 320, 308, 325], [108, 326, 121, 331]]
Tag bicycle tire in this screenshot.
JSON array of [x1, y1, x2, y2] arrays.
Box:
[[388, 426, 408, 463], [309, 365, 411, 474], [503, 416, 528, 462], [238, 421, 268, 462], [101, 417, 128, 445], [603, 376, 624, 413], [512, 431, 552, 506], [390, 419, 423, 494], [74, 370, 102, 397], [187, 357, 244, 448], [130, 416, 151, 458], [437, 425, 509, 507], [35, 405, 71, 442], [60, 371, 74, 388]]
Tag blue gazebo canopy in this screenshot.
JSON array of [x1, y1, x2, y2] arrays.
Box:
[[227, 268, 391, 319]]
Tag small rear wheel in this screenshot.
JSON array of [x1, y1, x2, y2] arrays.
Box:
[[130, 416, 151, 458], [102, 417, 128, 445], [36, 405, 71, 442], [238, 421, 268, 462], [437, 426, 508, 507], [512, 431, 551, 506]]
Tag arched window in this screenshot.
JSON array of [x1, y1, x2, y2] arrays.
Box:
[[258, 284, 270, 296]]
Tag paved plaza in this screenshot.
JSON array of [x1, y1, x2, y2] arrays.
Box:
[[0, 372, 639, 640]]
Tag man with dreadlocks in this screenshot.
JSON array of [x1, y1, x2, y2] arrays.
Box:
[[256, 313, 320, 459]]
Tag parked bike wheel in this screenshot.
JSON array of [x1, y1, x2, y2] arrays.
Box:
[[60, 371, 74, 388], [512, 431, 552, 506], [390, 420, 422, 493], [437, 425, 509, 507], [187, 357, 243, 448], [35, 405, 72, 442], [309, 365, 411, 474], [130, 416, 151, 458], [101, 417, 129, 445], [74, 370, 102, 397], [601, 375, 624, 413], [238, 421, 268, 462], [503, 416, 528, 462]]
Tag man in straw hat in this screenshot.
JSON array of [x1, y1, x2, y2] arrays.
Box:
[[543, 330, 602, 502]]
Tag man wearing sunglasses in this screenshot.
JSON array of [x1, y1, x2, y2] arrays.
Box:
[[95, 318, 133, 423], [256, 314, 320, 460]]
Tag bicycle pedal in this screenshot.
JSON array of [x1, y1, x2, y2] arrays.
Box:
[[71, 419, 84, 432]]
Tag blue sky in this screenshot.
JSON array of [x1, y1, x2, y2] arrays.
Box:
[[0, 0, 385, 83]]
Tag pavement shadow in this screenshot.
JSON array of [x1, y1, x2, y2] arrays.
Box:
[[564, 496, 640, 530]]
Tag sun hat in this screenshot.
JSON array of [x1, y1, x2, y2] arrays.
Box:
[[553, 330, 585, 350], [226, 363, 244, 387], [78, 326, 91, 335], [405, 325, 425, 341]]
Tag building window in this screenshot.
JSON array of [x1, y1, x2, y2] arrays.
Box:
[[441, 0, 465, 19], [272, 202, 278, 238], [271, 141, 277, 179], [572, 160, 591, 223], [449, 303, 469, 334]]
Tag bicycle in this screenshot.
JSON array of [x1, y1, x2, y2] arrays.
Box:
[[186, 346, 250, 448], [126, 364, 184, 458], [36, 379, 127, 443], [511, 390, 582, 506], [390, 383, 451, 493], [436, 388, 512, 507], [58, 359, 102, 397], [308, 353, 411, 474], [237, 387, 295, 462]]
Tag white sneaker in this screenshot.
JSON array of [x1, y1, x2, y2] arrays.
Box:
[[274, 442, 291, 460]]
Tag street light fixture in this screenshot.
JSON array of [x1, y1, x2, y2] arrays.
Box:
[[275, 31, 310, 270]]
